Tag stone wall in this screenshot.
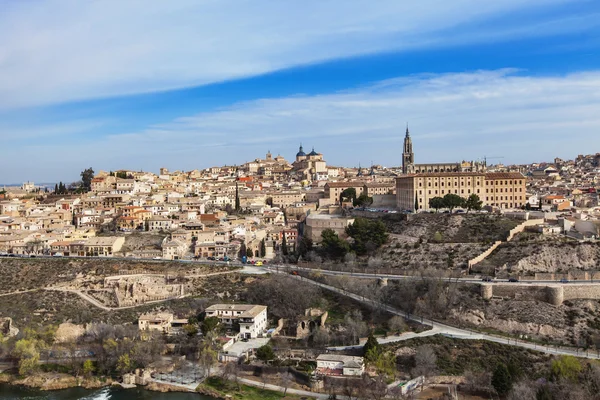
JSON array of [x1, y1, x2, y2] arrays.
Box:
[[468, 241, 502, 268], [482, 283, 600, 306], [468, 218, 545, 268]]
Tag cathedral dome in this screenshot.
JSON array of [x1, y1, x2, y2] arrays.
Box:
[[296, 145, 306, 157], [308, 148, 319, 156]]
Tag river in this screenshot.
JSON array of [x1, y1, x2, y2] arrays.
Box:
[[0, 384, 217, 400]]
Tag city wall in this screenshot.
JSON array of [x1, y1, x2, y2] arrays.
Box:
[[481, 283, 600, 306]]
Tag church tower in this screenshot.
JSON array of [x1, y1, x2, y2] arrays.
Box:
[[402, 125, 415, 174]]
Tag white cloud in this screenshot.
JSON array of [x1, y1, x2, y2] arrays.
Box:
[[0, 0, 582, 109], [4, 69, 600, 182]]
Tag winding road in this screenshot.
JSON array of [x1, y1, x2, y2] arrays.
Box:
[[271, 268, 600, 360]]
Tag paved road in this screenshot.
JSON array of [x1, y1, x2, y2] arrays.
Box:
[[271, 265, 599, 286], [280, 272, 600, 360], [236, 376, 329, 399], [43, 287, 189, 311]]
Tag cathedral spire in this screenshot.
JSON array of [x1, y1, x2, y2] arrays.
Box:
[[405, 122, 410, 138]]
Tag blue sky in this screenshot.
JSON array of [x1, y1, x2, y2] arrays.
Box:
[[1, 0, 600, 183]]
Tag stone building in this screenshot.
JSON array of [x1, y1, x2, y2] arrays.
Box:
[[292, 145, 328, 181], [396, 172, 527, 211], [304, 213, 355, 242]]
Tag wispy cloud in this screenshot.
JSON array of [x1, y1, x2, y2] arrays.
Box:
[[4, 69, 600, 182], [0, 0, 587, 109]]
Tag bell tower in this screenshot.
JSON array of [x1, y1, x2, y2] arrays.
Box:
[[402, 124, 415, 174]]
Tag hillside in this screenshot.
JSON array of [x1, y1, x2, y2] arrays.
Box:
[[378, 213, 520, 243], [474, 235, 600, 274]]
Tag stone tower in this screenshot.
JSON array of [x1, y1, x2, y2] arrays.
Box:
[[402, 125, 415, 174]]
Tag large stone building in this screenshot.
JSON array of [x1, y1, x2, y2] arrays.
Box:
[[292, 145, 328, 181], [304, 213, 355, 242], [396, 172, 527, 211]]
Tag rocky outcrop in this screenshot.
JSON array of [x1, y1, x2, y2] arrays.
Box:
[[513, 244, 600, 273], [7, 373, 111, 390]]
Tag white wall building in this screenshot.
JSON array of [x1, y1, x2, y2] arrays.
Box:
[[205, 304, 268, 339]]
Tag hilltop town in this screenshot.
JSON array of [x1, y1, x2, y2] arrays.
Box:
[[2, 134, 600, 399]]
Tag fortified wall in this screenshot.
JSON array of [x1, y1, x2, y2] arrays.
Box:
[[481, 283, 600, 306]]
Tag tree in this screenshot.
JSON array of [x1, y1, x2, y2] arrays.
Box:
[[387, 316, 407, 333], [339, 188, 357, 205], [116, 353, 133, 374], [551, 355, 582, 382], [239, 243, 247, 258], [415, 194, 419, 211], [245, 274, 319, 320], [428, 197, 444, 212], [492, 363, 513, 397], [80, 168, 94, 192], [83, 359, 95, 377], [54, 183, 59, 194], [235, 182, 240, 211], [442, 193, 465, 212], [13, 338, 40, 376], [260, 239, 266, 257], [199, 345, 218, 377], [200, 317, 221, 337], [465, 194, 483, 212], [282, 235, 289, 256], [412, 345, 437, 378], [320, 229, 350, 260], [183, 323, 199, 337], [346, 218, 388, 256], [256, 344, 275, 361], [353, 193, 373, 208], [297, 236, 313, 258], [280, 372, 293, 396], [364, 334, 381, 362]]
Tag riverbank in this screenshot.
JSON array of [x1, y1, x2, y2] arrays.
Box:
[[0, 370, 113, 391]]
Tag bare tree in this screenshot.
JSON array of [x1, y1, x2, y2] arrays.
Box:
[[388, 316, 408, 334], [260, 370, 269, 389], [412, 345, 437, 382], [507, 380, 537, 400], [280, 372, 293, 396]]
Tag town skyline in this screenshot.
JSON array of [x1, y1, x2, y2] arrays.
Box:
[[2, 1, 600, 182], [2, 142, 595, 186]]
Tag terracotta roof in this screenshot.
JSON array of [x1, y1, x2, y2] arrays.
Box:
[[485, 172, 526, 180]]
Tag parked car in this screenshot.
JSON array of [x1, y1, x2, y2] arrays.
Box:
[[255, 261, 263, 266], [559, 278, 570, 283], [481, 276, 493, 282], [290, 271, 299, 276], [508, 277, 519, 282]]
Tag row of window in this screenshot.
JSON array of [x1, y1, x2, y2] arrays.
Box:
[[422, 189, 480, 195], [487, 188, 523, 193]]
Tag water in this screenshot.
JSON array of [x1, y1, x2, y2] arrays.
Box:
[[0, 384, 217, 400]]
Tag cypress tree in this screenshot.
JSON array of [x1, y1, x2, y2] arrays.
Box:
[[492, 363, 513, 397], [235, 182, 240, 212], [260, 239, 266, 257], [282, 235, 288, 256]]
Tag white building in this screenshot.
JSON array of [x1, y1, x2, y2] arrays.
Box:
[[316, 354, 365, 376], [205, 304, 268, 339]]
